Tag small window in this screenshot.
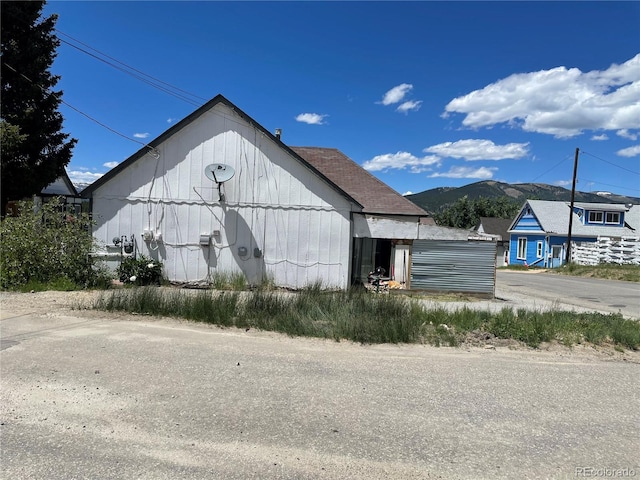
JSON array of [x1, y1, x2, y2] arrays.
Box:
[[588, 211, 603, 223], [517, 238, 527, 260], [605, 212, 620, 224], [536, 241, 543, 258]]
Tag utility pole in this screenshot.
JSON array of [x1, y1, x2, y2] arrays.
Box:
[[565, 147, 579, 265]]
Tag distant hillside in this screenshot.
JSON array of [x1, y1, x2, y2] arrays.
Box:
[[406, 180, 640, 215]]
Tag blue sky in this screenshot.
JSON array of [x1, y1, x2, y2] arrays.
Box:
[[43, 1, 640, 197]]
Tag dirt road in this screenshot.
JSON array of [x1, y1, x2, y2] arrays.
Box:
[[1, 291, 638, 479]]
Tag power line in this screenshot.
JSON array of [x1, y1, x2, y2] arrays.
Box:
[[530, 153, 573, 182], [3, 62, 153, 151], [4, 7, 206, 107], [50, 29, 265, 133], [55, 32, 204, 107], [60, 98, 148, 146], [578, 177, 640, 194], [55, 30, 208, 104], [529, 151, 639, 194], [51, 30, 255, 131], [581, 150, 640, 176]]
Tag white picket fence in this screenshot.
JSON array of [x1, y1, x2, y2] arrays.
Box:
[[572, 237, 640, 265]]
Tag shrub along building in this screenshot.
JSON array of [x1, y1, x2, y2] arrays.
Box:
[[508, 200, 640, 268], [81, 95, 496, 292]]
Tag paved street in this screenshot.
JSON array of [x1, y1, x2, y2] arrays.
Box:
[[1, 296, 639, 480], [496, 271, 640, 319]]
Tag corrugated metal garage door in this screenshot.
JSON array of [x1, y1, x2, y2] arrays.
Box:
[[411, 240, 496, 295]]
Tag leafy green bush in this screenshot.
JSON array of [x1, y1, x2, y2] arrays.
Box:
[[117, 255, 163, 286], [1, 198, 110, 289]]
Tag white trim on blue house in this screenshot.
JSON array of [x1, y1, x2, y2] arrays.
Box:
[[508, 200, 639, 268], [605, 212, 620, 224], [588, 211, 603, 223], [517, 237, 527, 260]]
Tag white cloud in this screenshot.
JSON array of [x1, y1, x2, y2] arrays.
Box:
[[617, 145, 640, 157], [133, 132, 150, 139], [67, 170, 104, 185], [443, 54, 640, 138], [103, 161, 119, 169], [554, 180, 571, 187], [617, 129, 638, 140], [167, 118, 175, 123], [403, 191, 413, 196], [424, 139, 529, 161], [295, 113, 328, 125], [428, 166, 497, 179], [591, 134, 609, 141], [379, 83, 413, 105], [396, 100, 422, 114], [362, 151, 441, 173]]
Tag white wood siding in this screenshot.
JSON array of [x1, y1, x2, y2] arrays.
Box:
[[353, 214, 420, 239], [91, 103, 354, 289]]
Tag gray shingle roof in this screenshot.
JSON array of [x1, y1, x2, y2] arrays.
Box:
[[41, 170, 79, 197], [512, 200, 639, 238], [573, 202, 628, 212], [477, 217, 512, 241]]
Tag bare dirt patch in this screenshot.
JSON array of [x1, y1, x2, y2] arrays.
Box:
[[0, 290, 100, 318]]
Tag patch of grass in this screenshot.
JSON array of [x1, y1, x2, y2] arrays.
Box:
[[500, 265, 547, 272], [402, 291, 486, 302], [554, 263, 640, 282], [446, 306, 491, 331], [257, 273, 277, 291], [91, 286, 640, 350], [209, 271, 248, 291], [487, 309, 554, 348], [418, 313, 459, 347], [333, 293, 424, 344], [94, 287, 239, 325], [17, 277, 81, 292], [483, 308, 639, 349]]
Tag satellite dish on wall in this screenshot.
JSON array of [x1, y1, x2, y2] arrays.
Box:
[[205, 163, 235, 184], [204, 163, 235, 202]]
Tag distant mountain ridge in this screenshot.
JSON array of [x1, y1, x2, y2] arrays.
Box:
[[406, 180, 640, 215], [73, 182, 90, 193]]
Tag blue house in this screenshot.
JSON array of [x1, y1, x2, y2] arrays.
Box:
[[508, 200, 639, 267]]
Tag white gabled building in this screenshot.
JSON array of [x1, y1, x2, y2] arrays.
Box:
[[81, 95, 430, 289]]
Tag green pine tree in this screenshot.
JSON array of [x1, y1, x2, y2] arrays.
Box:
[[433, 196, 520, 229], [1, 1, 76, 213]]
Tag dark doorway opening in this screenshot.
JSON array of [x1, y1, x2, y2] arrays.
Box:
[[351, 238, 392, 285]]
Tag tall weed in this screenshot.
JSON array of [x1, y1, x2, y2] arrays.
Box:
[[91, 287, 640, 350]]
